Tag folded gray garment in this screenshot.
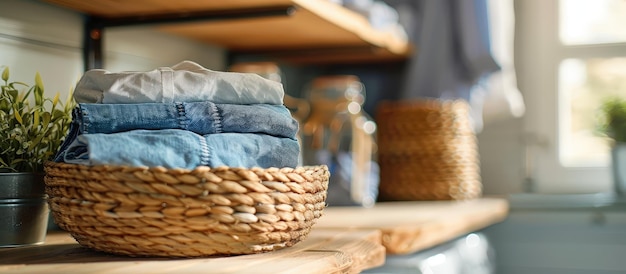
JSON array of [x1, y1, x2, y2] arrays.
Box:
[[73, 61, 284, 105], [61, 129, 299, 169], [75, 101, 298, 139]]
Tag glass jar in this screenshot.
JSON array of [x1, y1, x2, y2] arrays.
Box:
[[301, 75, 378, 207]]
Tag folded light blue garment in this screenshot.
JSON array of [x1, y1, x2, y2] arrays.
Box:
[[61, 129, 299, 169], [76, 102, 298, 139]]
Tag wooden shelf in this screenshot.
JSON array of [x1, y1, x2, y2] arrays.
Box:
[[0, 198, 509, 273], [0, 198, 508, 273], [41, 0, 412, 64], [316, 198, 509, 254], [0, 228, 385, 274]]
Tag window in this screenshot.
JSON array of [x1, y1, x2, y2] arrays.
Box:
[[559, 0, 626, 46], [560, 58, 626, 167], [518, 0, 626, 193]]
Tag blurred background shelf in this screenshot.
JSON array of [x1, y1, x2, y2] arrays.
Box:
[[41, 0, 412, 65]]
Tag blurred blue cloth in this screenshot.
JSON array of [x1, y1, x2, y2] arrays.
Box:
[[400, 0, 499, 100], [75, 102, 298, 139], [61, 129, 299, 169]]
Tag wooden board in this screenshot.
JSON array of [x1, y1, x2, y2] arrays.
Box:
[[315, 198, 509, 254], [40, 0, 412, 64], [0, 198, 508, 272], [0, 228, 385, 274]]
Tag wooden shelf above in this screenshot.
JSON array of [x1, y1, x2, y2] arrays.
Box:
[[41, 0, 412, 64]]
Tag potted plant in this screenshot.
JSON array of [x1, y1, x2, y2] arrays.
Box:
[[598, 97, 626, 195], [0, 66, 73, 247]]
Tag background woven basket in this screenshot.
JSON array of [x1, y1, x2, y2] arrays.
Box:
[[44, 162, 329, 257], [376, 99, 481, 201]]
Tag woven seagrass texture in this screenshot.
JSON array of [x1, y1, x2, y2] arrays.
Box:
[[44, 162, 329, 257], [376, 99, 481, 201]]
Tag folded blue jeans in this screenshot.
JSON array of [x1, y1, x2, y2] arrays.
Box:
[[61, 129, 299, 169], [75, 102, 298, 139]]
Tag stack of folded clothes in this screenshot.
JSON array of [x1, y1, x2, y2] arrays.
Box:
[[54, 61, 300, 169]]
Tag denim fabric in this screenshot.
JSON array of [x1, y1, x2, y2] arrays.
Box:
[[61, 129, 299, 169], [53, 115, 80, 162], [74, 61, 284, 105], [75, 102, 298, 139]]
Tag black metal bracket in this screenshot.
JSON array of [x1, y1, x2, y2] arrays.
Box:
[[82, 5, 297, 71], [83, 17, 104, 71]]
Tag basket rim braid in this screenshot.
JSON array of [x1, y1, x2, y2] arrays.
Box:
[[44, 161, 330, 257]]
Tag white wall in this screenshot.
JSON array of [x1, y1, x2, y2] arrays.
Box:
[[478, 117, 526, 195], [475, 0, 537, 196], [0, 0, 225, 102]]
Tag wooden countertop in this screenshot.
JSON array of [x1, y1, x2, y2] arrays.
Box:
[[0, 228, 385, 274], [316, 197, 509, 254], [0, 198, 507, 273]]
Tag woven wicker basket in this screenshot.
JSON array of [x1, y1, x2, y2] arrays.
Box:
[[376, 99, 481, 201], [44, 161, 329, 257]]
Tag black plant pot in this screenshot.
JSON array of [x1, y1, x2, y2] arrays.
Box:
[[0, 172, 49, 247]]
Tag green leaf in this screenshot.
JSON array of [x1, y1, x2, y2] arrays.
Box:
[[1, 67, 8, 82], [33, 109, 40, 128], [41, 111, 51, 127], [52, 92, 60, 108], [52, 109, 66, 121], [7, 88, 18, 101], [0, 100, 8, 112], [34, 86, 43, 106], [13, 105, 23, 124], [34, 72, 43, 92], [10, 81, 29, 88], [28, 134, 44, 151], [19, 86, 32, 104]]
